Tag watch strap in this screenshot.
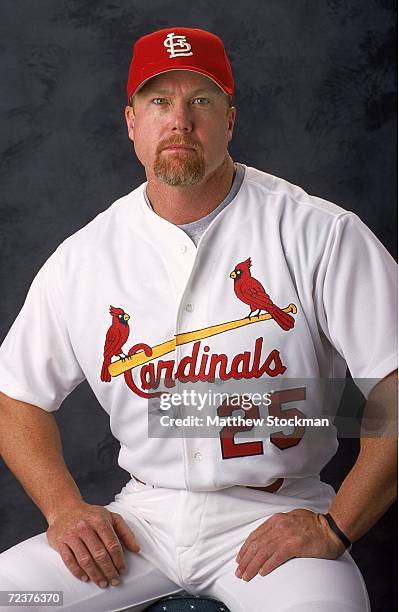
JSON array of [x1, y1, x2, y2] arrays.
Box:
[[323, 513, 352, 550]]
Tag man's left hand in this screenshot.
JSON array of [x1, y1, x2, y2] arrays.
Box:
[[235, 509, 345, 581]]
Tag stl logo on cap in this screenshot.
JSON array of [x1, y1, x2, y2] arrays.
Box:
[[163, 32, 193, 58]]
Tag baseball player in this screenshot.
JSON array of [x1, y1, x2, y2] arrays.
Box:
[[0, 27, 396, 612]]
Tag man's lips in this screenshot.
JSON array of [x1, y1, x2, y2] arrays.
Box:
[[161, 144, 196, 152]]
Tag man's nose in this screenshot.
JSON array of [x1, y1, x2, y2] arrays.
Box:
[[170, 102, 193, 133]]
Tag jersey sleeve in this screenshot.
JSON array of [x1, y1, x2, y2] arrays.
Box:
[[316, 212, 397, 398], [0, 247, 86, 411]]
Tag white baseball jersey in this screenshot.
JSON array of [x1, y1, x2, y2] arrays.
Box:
[[0, 165, 396, 490]]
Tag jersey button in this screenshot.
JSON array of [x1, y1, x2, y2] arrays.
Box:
[[179, 244, 187, 253], [193, 451, 203, 461], [185, 303, 194, 313]]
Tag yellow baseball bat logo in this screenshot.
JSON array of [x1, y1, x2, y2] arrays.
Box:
[[108, 303, 297, 378]]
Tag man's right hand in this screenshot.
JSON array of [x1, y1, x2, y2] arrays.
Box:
[[46, 502, 140, 588], [0, 396, 140, 588]]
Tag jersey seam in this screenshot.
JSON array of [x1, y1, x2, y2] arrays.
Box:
[[314, 213, 354, 367], [245, 174, 350, 218], [44, 248, 86, 383]]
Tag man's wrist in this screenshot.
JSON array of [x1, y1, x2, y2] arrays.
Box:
[[45, 496, 86, 525], [323, 512, 352, 550]]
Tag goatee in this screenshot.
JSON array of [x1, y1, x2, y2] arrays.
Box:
[[154, 138, 205, 186]]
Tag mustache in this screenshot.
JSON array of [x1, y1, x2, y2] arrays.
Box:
[[156, 137, 202, 154]]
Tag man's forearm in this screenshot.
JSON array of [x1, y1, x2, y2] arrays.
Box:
[[327, 370, 398, 543], [0, 391, 140, 587], [0, 391, 83, 523]]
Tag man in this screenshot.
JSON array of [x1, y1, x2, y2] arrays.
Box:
[[0, 27, 396, 612]]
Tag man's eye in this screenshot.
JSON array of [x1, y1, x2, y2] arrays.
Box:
[[192, 97, 210, 105], [152, 98, 167, 105]]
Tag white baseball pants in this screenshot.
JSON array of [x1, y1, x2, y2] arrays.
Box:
[[0, 477, 370, 611]]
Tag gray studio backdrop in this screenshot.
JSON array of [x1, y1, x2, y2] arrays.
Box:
[[0, 1, 396, 610]]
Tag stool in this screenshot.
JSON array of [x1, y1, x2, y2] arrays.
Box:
[[144, 593, 230, 611]]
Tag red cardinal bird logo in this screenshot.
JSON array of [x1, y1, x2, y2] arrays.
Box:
[[230, 258, 295, 331], [100, 305, 131, 382]]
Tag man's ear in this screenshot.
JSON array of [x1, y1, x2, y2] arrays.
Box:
[[124, 105, 135, 142], [227, 106, 236, 143]]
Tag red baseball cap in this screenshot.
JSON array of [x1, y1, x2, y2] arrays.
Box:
[[127, 27, 234, 101]]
